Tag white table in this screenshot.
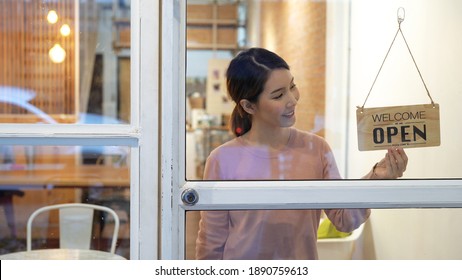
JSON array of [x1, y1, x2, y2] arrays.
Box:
[[0, 249, 127, 260]]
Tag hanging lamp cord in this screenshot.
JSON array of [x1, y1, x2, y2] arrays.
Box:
[[359, 7, 436, 111]]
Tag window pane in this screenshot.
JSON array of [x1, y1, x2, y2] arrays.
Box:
[[0, 144, 130, 259], [185, 208, 462, 260], [0, 0, 131, 124], [185, 0, 462, 180]]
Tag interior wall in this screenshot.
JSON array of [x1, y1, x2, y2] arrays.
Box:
[[325, 0, 350, 176], [259, 0, 327, 135], [348, 0, 462, 179], [343, 0, 462, 259]]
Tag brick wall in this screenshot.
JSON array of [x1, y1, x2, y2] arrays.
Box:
[[260, 0, 326, 136]]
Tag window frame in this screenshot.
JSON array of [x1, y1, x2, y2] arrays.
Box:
[[0, 0, 161, 260]]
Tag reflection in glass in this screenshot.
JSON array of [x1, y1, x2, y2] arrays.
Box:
[[47, 10, 59, 24], [186, 208, 462, 260], [48, 43, 66, 64], [0, 145, 130, 259], [0, 0, 131, 124]]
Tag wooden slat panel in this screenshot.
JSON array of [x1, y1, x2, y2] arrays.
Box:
[[0, 0, 76, 122]]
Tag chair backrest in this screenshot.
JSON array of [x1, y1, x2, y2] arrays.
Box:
[[27, 203, 120, 254]]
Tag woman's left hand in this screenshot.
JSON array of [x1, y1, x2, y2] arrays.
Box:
[[372, 148, 408, 179]]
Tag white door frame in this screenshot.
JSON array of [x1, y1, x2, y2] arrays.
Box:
[[132, 0, 160, 259]]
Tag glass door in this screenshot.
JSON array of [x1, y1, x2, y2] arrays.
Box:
[[0, 0, 138, 259], [160, 0, 462, 260]]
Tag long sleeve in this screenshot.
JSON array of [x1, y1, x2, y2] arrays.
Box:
[[195, 210, 230, 259], [194, 129, 369, 260], [323, 208, 371, 233], [321, 138, 371, 233], [195, 150, 230, 259]]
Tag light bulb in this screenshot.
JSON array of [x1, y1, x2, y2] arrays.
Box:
[[47, 10, 59, 24], [49, 43, 66, 63], [60, 24, 71, 36]]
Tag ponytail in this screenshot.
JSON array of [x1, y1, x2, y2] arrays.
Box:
[[230, 105, 251, 137]]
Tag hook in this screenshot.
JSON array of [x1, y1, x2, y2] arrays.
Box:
[[397, 7, 405, 24]]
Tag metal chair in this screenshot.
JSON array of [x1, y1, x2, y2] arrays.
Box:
[[26, 203, 120, 254]]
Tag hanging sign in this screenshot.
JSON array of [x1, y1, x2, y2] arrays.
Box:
[[356, 8, 441, 151], [356, 104, 440, 151]]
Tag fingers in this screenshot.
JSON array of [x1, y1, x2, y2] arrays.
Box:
[[387, 148, 408, 177], [386, 151, 401, 177], [398, 148, 409, 170], [384, 152, 394, 177], [394, 148, 408, 173], [372, 148, 409, 179]]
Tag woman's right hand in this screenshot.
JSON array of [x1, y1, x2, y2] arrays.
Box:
[[372, 148, 408, 179]]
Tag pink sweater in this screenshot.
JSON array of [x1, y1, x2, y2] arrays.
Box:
[[195, 128, 370, 259]]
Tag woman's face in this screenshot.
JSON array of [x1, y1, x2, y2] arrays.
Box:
[[250, 68, 300, 129]]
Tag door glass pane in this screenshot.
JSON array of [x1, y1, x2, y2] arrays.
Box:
[[185, 208, 462, 260], [0, 0, 131, 124], [185, 0, 462, 180], [0, 144, 130, 259]]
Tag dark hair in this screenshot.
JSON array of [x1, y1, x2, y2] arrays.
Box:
[[226, 48, 290, 137]]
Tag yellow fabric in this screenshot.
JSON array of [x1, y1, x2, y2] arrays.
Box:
[[317, 219, 352, 239]]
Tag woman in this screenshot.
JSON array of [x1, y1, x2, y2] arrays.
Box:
[[195, 48, 408, 260]]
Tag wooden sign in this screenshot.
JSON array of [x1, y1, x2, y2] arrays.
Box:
[[356, 104, 440, 151]]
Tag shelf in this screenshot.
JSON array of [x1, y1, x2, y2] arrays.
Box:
[[113, 17, 130, 25], [186, 2, 244, 51], [186, 43, 241, 51], [187, 18, 241, 27]]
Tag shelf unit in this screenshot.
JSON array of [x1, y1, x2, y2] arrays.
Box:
[[187, 1, 245, 51]]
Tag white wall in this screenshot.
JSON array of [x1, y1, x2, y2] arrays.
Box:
[[348, 0, 462, 180], [325, 0, 351, 177], [326, 0, 462, 259]]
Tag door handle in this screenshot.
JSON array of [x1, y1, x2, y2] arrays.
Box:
[[181, 188, 199, 206]]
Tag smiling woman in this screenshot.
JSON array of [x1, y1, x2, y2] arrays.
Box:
[[193, 47, 407, 260]]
